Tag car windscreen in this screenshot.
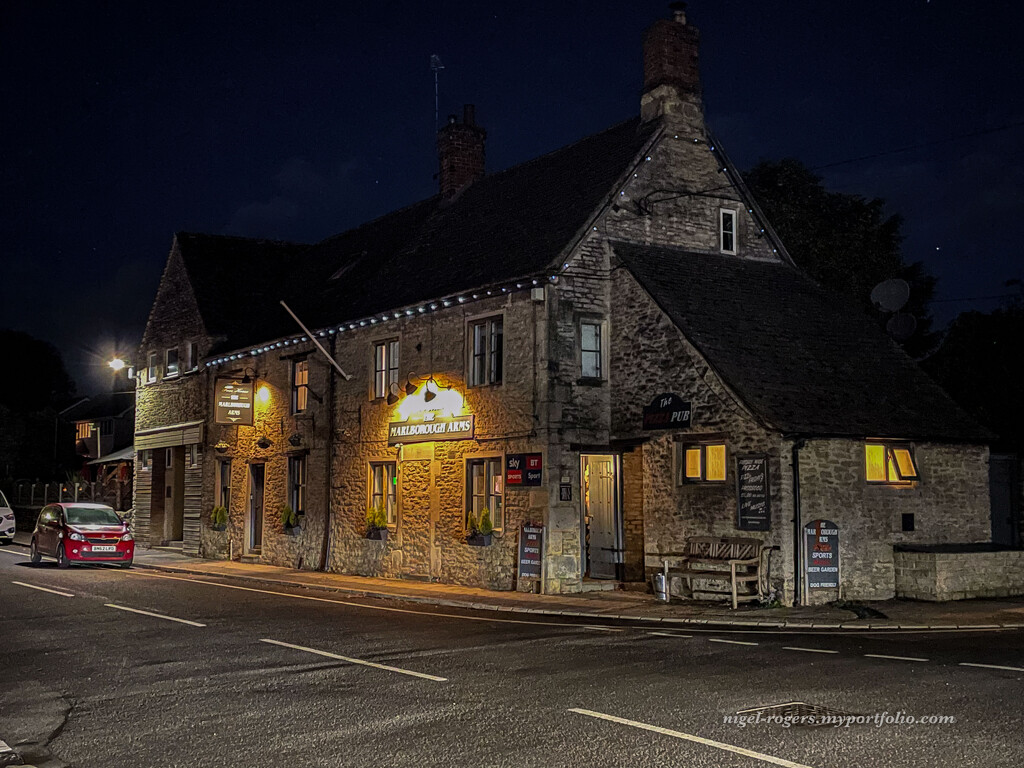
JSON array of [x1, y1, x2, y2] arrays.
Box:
[[0, 489, 9, 508], [64, 506, 122, 526]]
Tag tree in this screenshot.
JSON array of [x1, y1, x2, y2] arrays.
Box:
[[744, 158, 939, 356]]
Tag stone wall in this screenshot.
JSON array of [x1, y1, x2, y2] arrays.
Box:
[[895, 548, 1024, 600]]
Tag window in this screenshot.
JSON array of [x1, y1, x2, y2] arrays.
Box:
[[288, 456, 307, 515], [720, 208, 737, 254], [580, 320, 603, 379], [165, 348, 179, 378], [147, 352, 158, 383], [678, 443, 727, 483], [186, 444, 199, 469], [469, 317, 503, 387], [292, 358, 309, 413], [865, 442, 920, 484], [165, 448, 173, 468], [100, 419, 113, 436], [141, 450, 153, 470], [218, 460, 231, 508], [75, 422, 93, 440], [467, 457, 504, 531], [372, 341, 399, 399], [369, 462, 397, 527], [185, 341, 199, 372]]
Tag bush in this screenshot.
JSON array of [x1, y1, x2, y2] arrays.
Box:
[[280, 504, 298, 528], [210, 505, 228, 528], [478, 507, 493, 536], [366, 503, 387, 531]]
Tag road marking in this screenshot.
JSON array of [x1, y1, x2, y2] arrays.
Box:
[[569, 708, 815, 768], [0, 548, 30, 558], [260, 638, 447, 682], [708, 638, 758, 646], [864, 653, 928, 662], [105, 603, 206, 627], [11, 580, 74, 598], [648, 631, 693, 638], [582, 625, 623, 632], [783, 646, 839, 654], [959, 662, 1024, 672]]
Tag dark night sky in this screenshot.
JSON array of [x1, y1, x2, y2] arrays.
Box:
[[2, 1, 1022, 396]]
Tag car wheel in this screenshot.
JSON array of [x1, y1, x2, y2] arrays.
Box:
[[119, 558, 133, 570], [30, 539, 41, 564], [56, 543, 70, 569]]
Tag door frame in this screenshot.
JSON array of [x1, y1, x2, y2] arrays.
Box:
[[246, 461, 266, 554], [579, 453, 624, 580]]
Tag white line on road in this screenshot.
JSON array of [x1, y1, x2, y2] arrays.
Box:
[[864, 653, 928, 662], [105, 603, 206, 627], [783, 646, 839, 654], [958, 662, 1024, 672], [582, 625, 623, 632], [569, 708, 816, 768], [0, 548, 30, 557], [11, 580, 74, 597], [708, 637, 759, 646], [648, 632, 693, 638], [260, 638, 447, 682]]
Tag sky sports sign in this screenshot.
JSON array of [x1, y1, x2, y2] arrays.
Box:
[[387, 415, 475, 445]]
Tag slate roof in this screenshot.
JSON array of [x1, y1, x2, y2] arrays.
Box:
[[63, 392, 136, 422], [176, 118, 658, 355], [615, 241, 993, 442]]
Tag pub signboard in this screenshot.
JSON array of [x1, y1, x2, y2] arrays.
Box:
[[736, 455, 770, 531], [387, 415, 475, 446], [215, 380, 254, 426], [506, 453, 543, 487], [805, 519, 840, 589], [642, 393, 692, 431], [518, 523, 544, 581]]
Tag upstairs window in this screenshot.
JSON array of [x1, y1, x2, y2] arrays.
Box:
[[369, 462, 397, 527], [580, 320, 603, 380], [185, 341, 199, 372], [865, 443, 920, 484], [147, 352, 158, 383], [292, 358, 309, 413], [720, 208, 737, 255], [678, 443, 728, 483], [469, 316, 503, 387], [373, 340, 399, 399], [165, 348, 179, 378]]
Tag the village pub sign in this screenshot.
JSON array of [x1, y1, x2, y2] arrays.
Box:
[[215, 380, 254, 426], [387, 415, 475, 445], [642, 393, 692, 431]]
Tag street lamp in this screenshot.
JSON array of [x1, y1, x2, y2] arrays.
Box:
[[108, 357, 126, 371]]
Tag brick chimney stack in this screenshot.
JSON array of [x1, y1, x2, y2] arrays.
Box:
[[641, 2, 703, 124], [437, 104, 486, 198]]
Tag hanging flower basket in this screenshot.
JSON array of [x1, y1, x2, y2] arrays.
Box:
[[466, 532, 492, 547]]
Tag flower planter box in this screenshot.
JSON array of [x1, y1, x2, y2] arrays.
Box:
[[366, 528, 388, 542], [466, 533, 492, 547], [285, 525, 302, 537], [211, 524, 227, 532]]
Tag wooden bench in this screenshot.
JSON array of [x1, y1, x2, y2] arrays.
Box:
[[659, 536, 767, 609]]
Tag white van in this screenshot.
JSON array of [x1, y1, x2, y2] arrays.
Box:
[[0, 489, 15, 544]]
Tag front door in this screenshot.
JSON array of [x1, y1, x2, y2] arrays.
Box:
[[248, 463, 265, 553], [990, 454, 1019, 547], [582, 454, 621, 579]]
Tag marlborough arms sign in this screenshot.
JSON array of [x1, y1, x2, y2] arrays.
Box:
[[388, 415, 474, 445], [215, 380, 254, 426]]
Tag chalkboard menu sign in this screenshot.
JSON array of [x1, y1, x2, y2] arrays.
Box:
[[736, 455, 770, 531], [805, 519, 840, 589], [518, 524, 544, 580]]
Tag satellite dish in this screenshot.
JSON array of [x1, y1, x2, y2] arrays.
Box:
[[870, 278, 910, 312], [887, 312, 917, 341]]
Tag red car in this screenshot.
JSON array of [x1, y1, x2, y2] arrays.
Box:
[[30, 502, 134, 569]]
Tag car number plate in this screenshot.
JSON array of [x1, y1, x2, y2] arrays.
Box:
[[91, 545, 117, 552]]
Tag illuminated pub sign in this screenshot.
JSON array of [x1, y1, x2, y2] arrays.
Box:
[[388, 415, 474, 445], [388, 378, 475, 445], [215, 380, 254, 426], [642, 393, 692, 430]]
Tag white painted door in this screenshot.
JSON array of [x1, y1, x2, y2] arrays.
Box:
[[583, 455, 619, 579]]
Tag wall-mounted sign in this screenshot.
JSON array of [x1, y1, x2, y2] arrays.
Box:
[[736, 455, 770, 531], [387, 415, 474, 445], [642, 393, 692, 431], [559, 483, 573, 501], [506, 453, 543, 487], [805, 519, 840, 589], [215, 380, 254, 426], [518, 523, 544, 580]]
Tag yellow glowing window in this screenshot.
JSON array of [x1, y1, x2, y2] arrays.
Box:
[[680, 443, 727, 483], [706, 445, 726, 481], [685, 448, 702, 479], [866, 443, 919, 484]]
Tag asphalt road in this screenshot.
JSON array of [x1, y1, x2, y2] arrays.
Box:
[[1, 545, 1023, 768]]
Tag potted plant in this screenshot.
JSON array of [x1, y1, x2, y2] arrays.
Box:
[[210, 505, 228, 532], [280, 504, 301, 536], [366, 503, 388, 541], [467, 507, 493, 547]]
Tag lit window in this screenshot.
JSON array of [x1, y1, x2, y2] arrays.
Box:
[[580, 320, 603, 379], [147, 352, 158, 383], [165, 348, 179, 378], [75, 422, 93, 440], [185, 341, 199, 372], [289, 456, 307, 515], [372, 341, 399, 399], [678, 443, 727, 483], [720, 208, 737, 254], [467, 457, 503, 531], [292, 359, 309, 413], [370, 462, 397, 526], [469, 317, 503, 387], [865, 443, 920, 484]]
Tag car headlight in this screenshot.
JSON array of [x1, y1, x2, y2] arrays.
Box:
[[121, 533, 133, 542], [69, 532, 85, 541]]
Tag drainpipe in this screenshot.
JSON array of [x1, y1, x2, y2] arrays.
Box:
[[791, 438, 806, 607], [319, 335, 336, 572]]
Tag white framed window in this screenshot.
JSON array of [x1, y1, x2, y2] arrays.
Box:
[[468, 316, 503, 387], [372, 340, 399, 399], [147, 352, 158, 383], [141, 450, 153, 470], [288, 455, 307, 514], [292, 358, 309, 413], [165, 348, 179, 378], [369, 462, 398, 527], [185, 341, 199, 372], [720, 208, 737, 254], [677, 443, 727, 483], [466, 456, 504, 531], [580, 319, 604, 380], [865, 442, 920, 485]]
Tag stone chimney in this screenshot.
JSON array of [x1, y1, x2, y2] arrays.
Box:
[[641, 2, 703, 123], [437, 104, 486, 198]]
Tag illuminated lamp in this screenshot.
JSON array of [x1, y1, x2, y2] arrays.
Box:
[[257, 385, 270, 403], [404, 380, 417, 396]]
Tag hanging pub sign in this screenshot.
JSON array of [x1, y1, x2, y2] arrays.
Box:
[[215, 380, 254, 426], [805, 519, 840, 589], [736, 455, 770, 531], [517, 523, 544, 580], [642, 393, 692, 431], [387, 415, 474, 445], [506, 453, 543, 487]]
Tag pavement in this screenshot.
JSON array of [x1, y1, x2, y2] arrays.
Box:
[[10, 530, 1024, 631]]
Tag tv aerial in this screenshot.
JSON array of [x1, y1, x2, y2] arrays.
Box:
[[870, 278, 916, 341]]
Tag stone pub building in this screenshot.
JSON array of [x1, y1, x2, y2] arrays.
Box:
[[133, 7, 1006, 605]]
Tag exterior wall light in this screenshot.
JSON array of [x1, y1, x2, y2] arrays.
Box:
[[257, 385, 271, 403]]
